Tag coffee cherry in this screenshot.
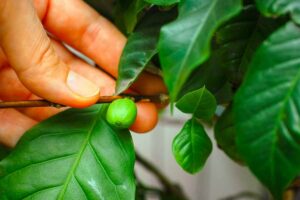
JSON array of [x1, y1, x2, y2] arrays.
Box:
[[106, 98, 137, 129]]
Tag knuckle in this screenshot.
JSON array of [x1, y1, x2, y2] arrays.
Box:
[[80, 20, 103, 50], [31, 37, 53, 67], [18, 38, 60, 79]]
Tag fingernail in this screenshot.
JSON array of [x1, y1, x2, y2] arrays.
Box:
[[67, 71, 100, 97]]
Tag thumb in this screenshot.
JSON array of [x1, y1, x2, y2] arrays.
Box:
[[0, 0, 100, 108]]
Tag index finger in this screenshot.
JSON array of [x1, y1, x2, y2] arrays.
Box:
[[34, 0, 167, 95], [35, 0, 125, 77]]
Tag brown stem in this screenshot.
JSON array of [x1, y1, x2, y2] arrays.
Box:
[[283, 190, 295, 200], [136, 152, 188, 200], [290, 177, 300, 189], [220, 191, 264, 200], [0, 94, 169, 109], [136, 152, 173, 190]]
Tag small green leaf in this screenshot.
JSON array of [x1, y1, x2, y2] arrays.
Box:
[[234, 22, 300, 199], [159, 0, 242, 101], [114, 0, 149, 34], [144, 0, 179, 6], [0, 105, 135, 199], [173, 118, 212, 174], [256, 0, 300, 25], [214, 105, 243, 164], [176, 87, 217, 120], [116, 8, 177, 94]]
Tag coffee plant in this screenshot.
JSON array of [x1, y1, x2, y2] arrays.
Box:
[[0, 0, 300, 199]]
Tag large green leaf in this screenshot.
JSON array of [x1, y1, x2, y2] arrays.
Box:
[[0, 105, 135, 199], [215, 7, 284, 88], [180, 4, 282, 104], [144, 0, 179, 6], [114, 0, 149, 34], [213, 4, 261, 87], [234, 22, 300, 199], [214, 105, 243, 164], [116, 8, 177, 94], [178, 5, 259, 104], [159, 0, 242, 101], [176, 87, 217, 120], [172, 118, 212, 174], [256, 0, 300, 24]]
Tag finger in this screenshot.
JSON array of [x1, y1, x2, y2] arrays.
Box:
[[0, 0, 100, 108], [0, 64, 65, 121], [19, 39, 116, 121], [0, 65, 31, 101], [133, 72, 167, 95], [0, 66, 65, 120], [0, 108, 37, 147], [34, 0, 124, 77], [130, 102, 158, 133], [33, 0, 167, 95], [51, 39, 116, 96]]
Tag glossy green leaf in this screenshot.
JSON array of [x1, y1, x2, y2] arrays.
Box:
[[176, 87, 217, 120], [213, 4, 276, 87], [256, 0, 300, 24], [0, 105, 135, 200], [180, 4, 282, 104], [173, 118, 212, 174], [159, 0, 242, 101], [214, 105, 243, 164], [144, 0, 179, 6], [0, 145, 9, 161], [116, 8, 177, 94], [114, 0, 149, 34], [234, 22, 300, 199]]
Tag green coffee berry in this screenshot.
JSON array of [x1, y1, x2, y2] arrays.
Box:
[[106, 98, 137, 129]]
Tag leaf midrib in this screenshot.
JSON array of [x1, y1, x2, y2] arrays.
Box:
[[57, 108, 102, 199], [171, 0, 217, 99], [192, 87, 205, 116], [263, 57, 300, 189]]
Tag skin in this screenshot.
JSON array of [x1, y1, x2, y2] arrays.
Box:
[[0, 0, 167, 147], [130, 102, 158, 133]]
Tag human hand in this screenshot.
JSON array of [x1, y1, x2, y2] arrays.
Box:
[[0, 0, 166, 147]]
